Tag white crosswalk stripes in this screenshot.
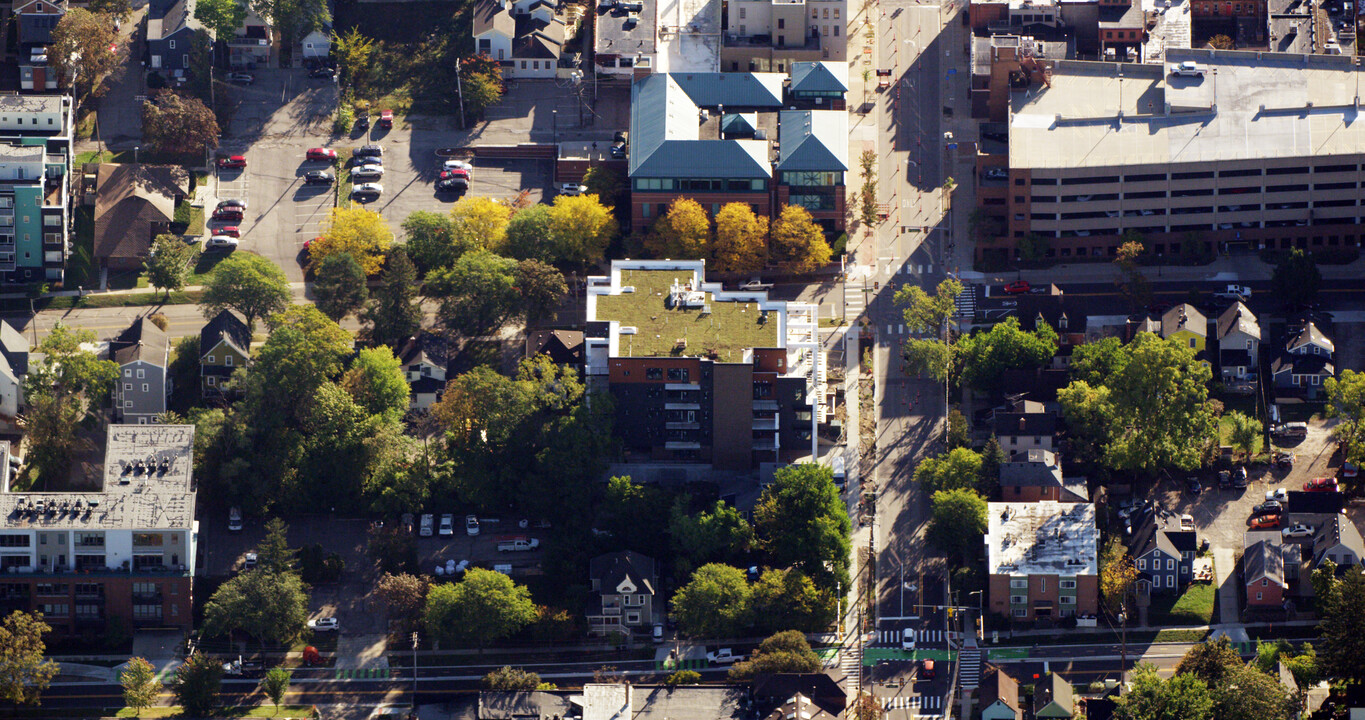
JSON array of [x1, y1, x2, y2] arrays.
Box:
[[883, 695, 942, 711], [954, 284, 976, 319], [959, 648, 982, 690], [838, 646, 861, 691], [875, 629, 960, 645]]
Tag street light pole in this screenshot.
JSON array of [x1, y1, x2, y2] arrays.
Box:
[[134, 145, 139, 164], [1118, 611, 1127, 686], [411, 632, 419, 708]]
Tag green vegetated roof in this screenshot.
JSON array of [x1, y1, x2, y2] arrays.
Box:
[[595, 269, 779, 362]]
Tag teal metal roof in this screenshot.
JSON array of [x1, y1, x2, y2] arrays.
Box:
[[777, 110, 848, 172], [629, 73, 773, 179], [720, 113, 757, 137], [670, 72, 784, 108], [789, 61, 849, 95]]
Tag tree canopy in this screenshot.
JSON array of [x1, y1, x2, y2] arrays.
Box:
[[712, 202, 768, 274], [169, 652, 223, 718], [423, 568, 538, 648], [363, 247, 423, 349], [895, 278, 963, 382], [1315, 565, 1365, 684], [449, 196, 512, 254], [672, 563, 752, 638], [754, 463, 851, 593], [649, 198, 711, 259], [0, 611, 58, 706], [546, 194, 617, 266], [1326, 369, 1365, 466], [1114, 664, 1213, 720], [927, 489, 987, 563], [195, 0, 246, 38], [341, 347, 410, 422], [956, 317, 1058, 393], [727, 631, 822, 681], [427, 249, 520, 336], [1271, 248, 1322, 308], [201, 253, 292, 330], [142, 90, 219, 155], [51, 9, 124, 102], [312, 252, 370, 322], [768, 205, 831, 273], [913, 447, 983, 495], [145, 234, 196, 298], [316, 206, 393, 275]]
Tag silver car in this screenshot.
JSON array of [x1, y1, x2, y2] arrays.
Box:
[[352, 182, 383, 198], [351, 165, 384, 180]]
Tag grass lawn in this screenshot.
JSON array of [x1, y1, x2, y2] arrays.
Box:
[[1148, 582, 1218, 626], [112, 705, 320, 718], [46, 290, 203, 310], [67, 206, 97, 289], [1219, 415, 1263, 455], [1153, 628, 1211, 643], [337, 149, 354, 210], [186, 206, 205, 237]]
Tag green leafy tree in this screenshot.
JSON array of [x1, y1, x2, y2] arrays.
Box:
[[251, 0, 328, 46], [582, 166, 623, 208], [1253, 639, 1294, 675], [169, 652, 222, 718], [402, 211, 467, 273], [712, 202, 768, 274], [665, 670, 702, 686], [749, 568, 836, 635], [515, 259, 566, 325], [482, 666, 545, 690], [669, 498, 753, 575], [0, 611, 58, 706], [754, 463, 851, 593], [260, 667, 291, 714], [927, 488, 987, 564], [142, 90, 220, 155], [672, 563, 752, 638], [120, 656, 160, 717], [249, 306, 353, 412], [1099, 536, 1139, 616], [22, 325, 119, 483], [363, 247, 423, 349], [595, 475, 670, 554], [1114, 664, 1213, 720], [195, 0, 246, 39], [1326, 370, 1365, 466], [1210, 664, 1298, 720], [311, 252, 369, 322], [946, 408, 970, 450], [649, 198, 711, 259], [460, 67, 504, 120], [896, 278, 963, 382], [979, 438, 1005, 498], [145, 234, 196, 299], [956, 317, 1058, 394], [913, 447, 983, 495], [257, 520, 294, 576], [1114, 238, 1151, 311], [202, 568, 310, 650], [341, 347, 410, 422], [201, 253, 292, 331], [426, 249, 520, 336], [728, 630, 822, 681], [376, 572, 430, 628], [51, 9, 124, 102], [1271, 248, 1322, 308], [332, 27, 375, 93], [1225, 410, 1262, 460], [504, 205, 557, 263], [1057, 333, 1216, 474], [89, 0, 131, 19], [1281, 643, 1321, 688], [1316, 565, 1365, 684], [769, 205, 832, 273], [423, 568, 538, 650], [1177, 637, 1242, 685], [450, 196, 512, 254], [1070, 336, 1128, 386], [547, 194, 618, 267]]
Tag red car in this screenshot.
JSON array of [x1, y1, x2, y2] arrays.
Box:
[[212, 209, 243, 222], [439, 169, 469, 180], [217, 226, 241, 238], [1250, 513, 1282, 529], [1305, 477, 1340, 491], [378, 110, 393, 129], [306, 148, 337, 162], [1004, 280, 1031, 294], [217, 155, 247, 169]]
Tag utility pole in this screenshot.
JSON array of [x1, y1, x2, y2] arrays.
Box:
[[455, 66, 466, 130], [411, 632, 419, 708]]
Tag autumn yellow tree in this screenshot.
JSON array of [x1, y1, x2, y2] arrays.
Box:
[[449, 196, 511, 254], [712, 203, 768, 274], [648, 198, 711, 260], [314, 206, 393, 275], [547, 194, 618, 267], [769, 205, 832, 274]]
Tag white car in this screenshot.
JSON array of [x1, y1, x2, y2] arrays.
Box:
[[443, 159, 474, 173], [419, 513, 433, 537], [308, 617, 340, 631], [228, 506, 242, 532], [466, 514, 480, 536], [207, 235, 239, 250], [226, 72, 255, 84], [558, 182, 587, 196], [1282, 524, 1314, 538], [901, 628, 916, 650], [352, 182, 383, 198], [1266, 488, 1288, 502], [351, 165, 384, 180], [438, 513, 454, 536], [1170, 60, 1203, 77], [243, 552, 257, 570]]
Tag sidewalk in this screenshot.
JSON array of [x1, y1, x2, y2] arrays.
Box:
[[965, 250, 1365, 286]]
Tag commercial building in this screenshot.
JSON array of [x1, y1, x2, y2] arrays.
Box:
[[978, 49, 1365, 261], [0, 94, 71, 287], [585, 259, 821, 470], [0, 425, 197, 635], [721, 0, 847, 72], [628, 67, 847, 234], [986, 501, 1099, 621]]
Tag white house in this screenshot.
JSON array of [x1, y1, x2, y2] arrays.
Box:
[[473, 0, 567, 78]]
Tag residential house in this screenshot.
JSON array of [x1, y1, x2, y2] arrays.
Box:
[[1033, 673, 1075, 719], [480, 685, 743, 720], [0, 425, 197, 635], [1311, 515, 1365, 573], [1216, 301, 1260, 385], [146, 0, 206, 77], [986, 501, 1099, 621], [92, 164, 190, 272], [1272, 321, 1335, 399], [301, 25, 331, 61], [999, 449, 1086, 502], [398, 334, 450, 411], [1160, 303, 1207, 354], [525, 329, 584, 368], [0, 321, 30, 432], [992, 399, 1057, 453], [1244, 530, 1294, 608], [227, 7, 272, 69], [475, 0, 568, 79], [762, 694, 836, 720], [199, 310, 250, 398], [752, 674, 845, 718], [978, 665, 1022, 720], [586, 551, 657, 636], [1011, 292, 1087, 368], [110, 317, 170, 424], [13, 0, 65, 91], [0, 95, 72, 287], [1128, 511, 1196, 594], [585, 260, 821, 470]]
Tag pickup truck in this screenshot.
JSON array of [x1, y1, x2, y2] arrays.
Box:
[[497, 537, 540, 552], [222, 658, 263, 678], [707, 648, 746, 665], [1212, 284, 1251, 301]]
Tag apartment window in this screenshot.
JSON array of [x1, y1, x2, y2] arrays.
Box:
[[741, 7, 746, 17], [1060, 579, 1077, 590], [225, 355, 234, 367], [1009, 578, 1027, 589], [36, 584, 66, 596], [1167, 559, 1174, 570], [133, 533, 163, 547], [137, 369, 145, 379], [1039, 578, 1046, 592], [75, 533, 103, 547], [169, 40, 176, 49], [1124, 173, 1165, 182], [1220, 168, 1262, 177], [1013, 608, 1027, 617], [520, 61, 527, 69], [777, 18, 785, 28], [124, 369, 131, 377], [40, 603, 68, 616], [1267, 166, 1308, 176], [626, 612, 640, 624], [1262, 578, 1268, 587], [833, 8, 839, 16], [207, 377, 216, 387], [123, 383, 131, 391], [1010, 595, 1027, 604], [1189, 338, 1196, 349], [133, 604, 162, 620], [1256, 592, 1263, 600], [823, 8, 829, 17], [666, 368, 689, 382], [1059, 595, 1076, 605], [142, 384, 149, 393], [0, 535, 30, 548], [1138, 558, 1147, 570], [833, 25, 839, 35]]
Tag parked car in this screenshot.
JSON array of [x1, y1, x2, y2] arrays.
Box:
[[217, 155, 247, 169], [1185, 477, 1202, 495], [308, 617, 340, 631], [466, 514, 480, 536], [1212, 284, 1252, 300], [378, 110, 393, 129], [351, 165, 384, 180], [438, 168, 468, 181], [306, 148, 337, 161], [243, 552, 257, 570], [707, 648, 745, 665], [1170, 60, 1204, 77], [1273, 422, 1309, 438], [212, 208, 243, 222], [206, 235, 239, 250], [228, 506, 242, 531], [353, 155, 384, 167], [443, 159, 474, 173], [652, 623, 664, 643], [1234, 466, 1249, 488], [305, 170, 334, 185], [309, 66, 335, 79], [1218, 469, 1233, 488], [1179, 514, 1195, 531], [401, 512, 415, 534], [558, 182, 587, 196], [497, 537, 539, 552], [1274, 452, 1295, 470], [438, 513, 454, 536], [1266, 488, 1288, 502], [1305, 477, 1340, 491], [354, 144, 384, 158], [1004, 280, 1031, 294], [216, 226, 241, 238], [436, 177, 469, 193], [226, 72, 254, 84], [217, 198, 248, 210], [1250, 513, 1282, 529], [419, 513, 434, 537], [1282, 524, 1314, 538], [352, 182, 383, 199], [1252, 500, 1282, 516]]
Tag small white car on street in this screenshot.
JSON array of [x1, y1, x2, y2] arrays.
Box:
[[558, 182, 587, 196], [308, 617, 340, 631]]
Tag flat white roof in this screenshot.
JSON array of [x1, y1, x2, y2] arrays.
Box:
[[987, 501, 1098, 577]]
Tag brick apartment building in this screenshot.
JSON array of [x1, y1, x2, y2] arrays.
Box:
[[986, 501, 1099, 621], [585, 260, 821, 470], [0, 425, 197, 635], [975, 48, 1365, 262]]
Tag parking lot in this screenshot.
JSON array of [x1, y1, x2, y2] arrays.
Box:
[[415, 516, 548, 578]]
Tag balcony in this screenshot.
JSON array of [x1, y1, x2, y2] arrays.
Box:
[[752, 416, 779, 430], [131, 592, 163, 603], [600, 605, 622, 616], [724, 32, 821, 50]]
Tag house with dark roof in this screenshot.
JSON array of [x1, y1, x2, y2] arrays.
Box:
[[999, 449, 1085, 502], [587, 551, 657, 636], [473, 0, 568, 78], [479, 685, 743, 720], [761, 694, 836, 720], [992, 399, 1057, 453], [1311, 515, 1365, 574], [13, 0, 65, 90], [1244, 530, 1294, 608], [1285, 490, 1344, 528], [1216, 301, 1260, 386], [111, 317, 170, 424], [1033, 673, 1074, 719], [1272, 321, 1335, 399], [786, 62, 849, 108], [199, 310, 250, 398], [93, 164, 190, 272], [752, 673, 845, 718], [145, 0, 206, 76], [978, 665, 1022, 720], [526, 329, 584, 368], [1128, 512, 1196, 594], [398, 334, 450, 410], [628, 70, 846, 234]]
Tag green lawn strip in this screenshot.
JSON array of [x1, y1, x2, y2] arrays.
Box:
[[48, 290, 204, 310], [67, 205, 96, 289], [111, 705, 319, 718], [1218, 416, 1264, 455], [337, 149, 353, 210], [1148, 583, 1218, 626]]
